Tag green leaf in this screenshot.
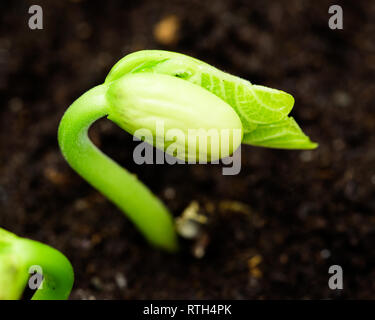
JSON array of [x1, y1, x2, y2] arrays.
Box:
[[242, 117, 318, 150], [105, 50, 294, 131], [105, 50, 317, 149]]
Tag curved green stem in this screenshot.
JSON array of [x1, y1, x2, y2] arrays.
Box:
[[58, 85, 178, 252], [0, 228, 74, 300], [19, 239, 74, 300]]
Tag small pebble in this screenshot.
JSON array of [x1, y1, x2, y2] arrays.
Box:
[[300, 150, 313, 162], [248, 255, 263, 278], [248, 255, 263, 269], [75, 288, 95, 300], [74, 198, 90, 211], [333, 90, 351, 108], [163, 187, 176, 200], [153, 15, 179, 45], [44, 167, 67, 185], [177, 219, 201, 239], [8, 97, 23, 112], [91, 276, 103, 291], [320, 249, 331, 259], [115, 272, 127, 289]]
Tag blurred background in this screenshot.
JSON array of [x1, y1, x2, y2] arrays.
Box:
[[0, 0, 374, 299]]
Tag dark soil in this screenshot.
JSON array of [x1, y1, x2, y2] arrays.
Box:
[[0, 0, 374, 299]]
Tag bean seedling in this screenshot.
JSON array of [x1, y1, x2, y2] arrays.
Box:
[[58, 50, 317, 252]]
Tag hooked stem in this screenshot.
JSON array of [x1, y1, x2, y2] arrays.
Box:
[[58, 85, 178, 252]]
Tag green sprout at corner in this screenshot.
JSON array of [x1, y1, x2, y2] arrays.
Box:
[[58, 50, 317, 252], [0, 228, 74, 300]]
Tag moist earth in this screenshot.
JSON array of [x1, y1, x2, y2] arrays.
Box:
[[0, 0, 374, 299]]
